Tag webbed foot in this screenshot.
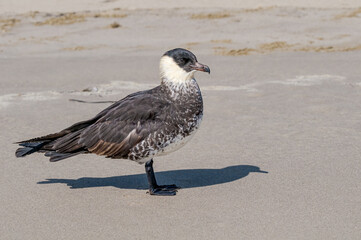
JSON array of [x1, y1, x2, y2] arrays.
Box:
[[147, 184, 180, 196], [145, 159, 180, 196]]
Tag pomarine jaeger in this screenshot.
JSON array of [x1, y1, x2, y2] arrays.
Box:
[[15, 48, 210, 196]]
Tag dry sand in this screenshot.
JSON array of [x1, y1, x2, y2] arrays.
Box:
[[1, 1, 361, 240]]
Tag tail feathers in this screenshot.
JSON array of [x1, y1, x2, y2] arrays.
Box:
[[16, 147, 37, 157], [16, 116, 101, 145], [16, 132, 68, 144], [45, 151, 86, 162], [15, 142, 47, 158], [16, 132, 87, 161]]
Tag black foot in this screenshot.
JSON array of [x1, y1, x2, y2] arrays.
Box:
[[148, 184, 179, 196], [145, 159, 180, 196], [158, 184, 179, 190]]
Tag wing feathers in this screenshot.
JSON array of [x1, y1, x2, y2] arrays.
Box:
[[45, 151, 86, 162], [87, 128, 142, 158], [15, 86, 168, 161]]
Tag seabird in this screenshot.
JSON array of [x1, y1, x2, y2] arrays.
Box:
[[15, 48, 210, 196]]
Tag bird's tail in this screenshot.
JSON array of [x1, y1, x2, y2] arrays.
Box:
[[15, 130, 70, 158], [15, 113, 103, 160], [15, 141, 48, 158]]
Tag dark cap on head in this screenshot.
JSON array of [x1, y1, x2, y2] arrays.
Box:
[[163, 48, 210, 74]]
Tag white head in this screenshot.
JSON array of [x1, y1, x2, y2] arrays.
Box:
[[160, 48, 210, 86]]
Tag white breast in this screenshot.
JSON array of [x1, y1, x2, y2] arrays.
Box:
[[160, 114, 202, 153], [157, 129, 198, 156], [134, 114, 202, 164]]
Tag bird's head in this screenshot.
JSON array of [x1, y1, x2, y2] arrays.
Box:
[[160, 48, 210, 84]]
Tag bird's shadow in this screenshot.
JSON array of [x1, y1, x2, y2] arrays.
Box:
[[38, 165, 268, 190]]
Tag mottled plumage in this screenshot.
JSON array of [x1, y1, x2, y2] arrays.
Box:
[[15, 48, 210, 195]]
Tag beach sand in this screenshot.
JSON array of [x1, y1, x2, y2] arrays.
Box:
[[1, 1, 361, 239]]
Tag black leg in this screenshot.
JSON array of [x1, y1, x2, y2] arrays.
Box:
[[145, 159, 179, 196]]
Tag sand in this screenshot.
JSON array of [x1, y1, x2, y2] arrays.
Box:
[[1, 1, 361, 239]]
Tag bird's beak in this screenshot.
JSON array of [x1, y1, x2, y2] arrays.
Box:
[[190, 62, 210, 74]]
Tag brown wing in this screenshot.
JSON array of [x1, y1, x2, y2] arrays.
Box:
[[76, 87, 171, 158], [16, 86, 172, 161], [78, 121, 144, 158]]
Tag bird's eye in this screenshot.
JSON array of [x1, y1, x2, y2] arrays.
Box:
[[183, 58, 190, 64]]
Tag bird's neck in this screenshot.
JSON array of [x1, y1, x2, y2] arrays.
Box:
[[161, 77, 201, 100]]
